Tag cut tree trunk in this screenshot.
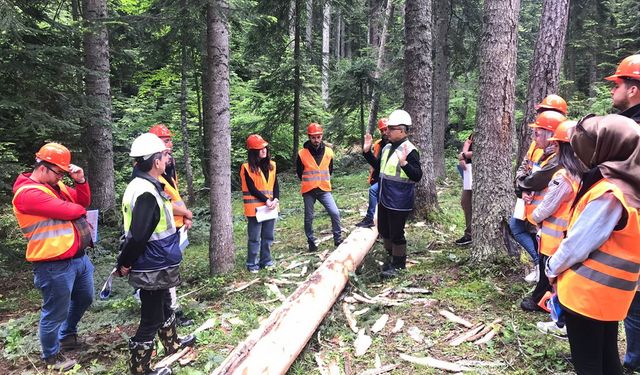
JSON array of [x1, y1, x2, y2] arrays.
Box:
[[431, 0, 451, 179], [210, 227, 379, 375]]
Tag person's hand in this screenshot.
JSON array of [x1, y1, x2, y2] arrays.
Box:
[[458, 159, 467, 171], [69, 164, 86, 184], [396, 143, 409, 166], [183, 218, 193, 230], [363, 133, 373, 153], [522, 191, 534, 204], [117, 265, 130, 277]]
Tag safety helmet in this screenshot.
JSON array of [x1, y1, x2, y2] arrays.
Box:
[[377, 118, 388, 131], [605, 55, 640, 82], [548, 120, 577, 143], [528, 111, 567, 132], [387, 109, 412, 127], [35, 143, 71, 172], [307, 123, 323, 135], [535, 94, 568, 115], [130, 133, 167, 158], [149, 123, 173, 138], [246, 134, 268, 150]]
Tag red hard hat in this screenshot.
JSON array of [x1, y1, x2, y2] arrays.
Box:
[[535, 94, 568, 115], [548, 120, 577, 143], [246, 134, 268, 150], [307, 123, 323, 135], [149, 124, 173, 138], [377, 118, 388, 130], [605, 55, 640, 82], [528, 111, 567, 132], [35, 143, 71, 172]]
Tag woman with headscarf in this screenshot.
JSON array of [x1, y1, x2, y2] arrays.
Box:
[[546, 114, 640, 375]]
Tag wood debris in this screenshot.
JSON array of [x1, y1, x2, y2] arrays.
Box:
[[467, 319, 502, 342], [285, 260, 309, 271], [354, 329, 372, 357], [353, 307, 370, 316], [328, 360, 341, 375], [178, 348, 198, 366], [400, 287, 431, 294], [265, 283, 286, 302], [225, 278, 260, 295], [391, 319, 404, 333], [399, 353, 472, 372], [342, 303, 358, 333], [269, 278, 298, 285], [314, 353, 329, 375], [448, 324, 485, 346], [300, 265, 308, 277], [407, 326, 424, 343], [375, 353, 382, 368], [439, 309, 473, 328], [360, 364, 399, 375], [371, 314, 389, 334]]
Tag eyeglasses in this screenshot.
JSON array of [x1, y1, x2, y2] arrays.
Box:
[[44, 164, 66, 178]]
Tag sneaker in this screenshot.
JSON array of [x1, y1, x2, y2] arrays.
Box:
[[60, 334, 84, 351], [536, 321, 567, 338], [524, 265, 540, 283], [262, 263, 274, 270], [454, 235, 472, 246], [520, 296, 545, 312], [44, 352, 77, 372], [355, 218, 374, 228], [248, 268, 259, 274]]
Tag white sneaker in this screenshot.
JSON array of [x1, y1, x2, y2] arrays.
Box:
[[524, 265, 539, 283], [536, 321, 567, 338]]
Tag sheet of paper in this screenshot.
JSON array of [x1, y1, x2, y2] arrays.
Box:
[[86, 209, 99, 243], [462, 164, 472, 190], [256, 204, 279, 223], [179, 226, 189, 252], [513, 198, 526, 220]]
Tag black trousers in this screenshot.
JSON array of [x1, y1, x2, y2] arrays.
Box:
[[565, 310, 623, 375], [133, 288, 173, 342], [531, 254, 552, 303], [378, 204, 410, 246]]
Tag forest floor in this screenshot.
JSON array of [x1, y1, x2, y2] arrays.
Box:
[[0, 163, 587, 374]]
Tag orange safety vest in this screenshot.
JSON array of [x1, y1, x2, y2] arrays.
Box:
[[526, 141, 544, 167], [367, 140, 384, 184], [557, 179, 640, 321], [159, 175, 185, 228], [12, 182, 77, 262], [524, 153, 556, 224], [240, 161, 276, 217], [538, 169, 579, 257], [299, 147, 333, 194]]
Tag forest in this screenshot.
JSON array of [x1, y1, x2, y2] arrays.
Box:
[[1, 0, 639, 374]]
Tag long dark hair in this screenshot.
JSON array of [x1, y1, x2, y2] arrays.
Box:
[[248, 148, 273, 174], [557, 142, 587, 180]]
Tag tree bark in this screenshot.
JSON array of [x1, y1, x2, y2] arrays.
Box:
[[367, 0, 393, 134], [305, 0, 313, 48], [293, 0, 302, 163], [321, 0, 331, 108], [180, 0, 195, 206], [334, 10, 341, 60], [471, 0, 520, 261], [431, 0, 451, 179], [515, 0, 569, 167], [82, 0, 115, 212], [404, 0, 438, 216], [205, 0, 234, 274]]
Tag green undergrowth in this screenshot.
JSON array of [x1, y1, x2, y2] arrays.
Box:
[[0, 160, 578, 374]]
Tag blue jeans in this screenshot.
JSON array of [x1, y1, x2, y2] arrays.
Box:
[[509, 216, 538, 264], [624, 292, 640, 370], [246, 216, 275, 271], [33, 255, 94, 359], [303, 190, 342, 244], [364, 182, 379, 221]]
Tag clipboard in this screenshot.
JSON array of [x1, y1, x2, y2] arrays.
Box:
[[256, 205, 278, 223]]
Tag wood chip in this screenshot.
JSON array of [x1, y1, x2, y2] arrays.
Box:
[[375, 353, 382, 368], [300, 265, 308, 277], [314, 353, 329, 375], [399, 353, 472, 372], [467, 319, 502, 342], [371, 314, 389, 334], [178, 348, 198, 366], [407, 326, 424, 343], [448, 324, 485, 346], [400, 287, 431, 294], [360, 364, 399, 375], [225, 277, 260, 295], [328, 360, 341, 375], [342, 303, 358, 333], [354, 329, 372, 357], [474, 328, 498, 345], [391, 319, 405, 333], [353, 307, 370, 316], [265, 283, 286, 302], [439, 309, 473, 328], [285, 260, 309, 271], [352, 292, 377, 304]]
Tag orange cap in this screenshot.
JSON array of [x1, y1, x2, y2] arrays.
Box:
[[35, 143, 71, 172], [149, 124, 172, 138], [377, 118, 388, 130], [528, 111, 567, 132], [535, 94, 568, 115], [307, 123, 323, 135], [548, 120, 577, 143], [605, 55, 640, 82], [246, 134, 268, 150]]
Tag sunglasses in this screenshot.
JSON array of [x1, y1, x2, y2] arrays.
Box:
[[44, 164, 66, 178]]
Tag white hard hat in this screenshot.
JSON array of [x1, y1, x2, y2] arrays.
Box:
[[130, 133, 167, 158], [387, 109, 412, 126]]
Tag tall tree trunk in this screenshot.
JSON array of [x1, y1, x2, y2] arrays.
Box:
[[293, 0, 302, 163], [206, 0, 234, 274], [471, 0, 520, 261], [431, 0, 451, 179], [334, 10, 341, 60], [515, 0, 569, 166], [368, 0, 382, 48], [82, 0, 115, 212], [289, 0, 296, 41], [305, 0, 313, 48], [404, 0, 438, 216], [179, 0, 195, 206], [367, 0, 393, 134], [321, 0, 331, 108]]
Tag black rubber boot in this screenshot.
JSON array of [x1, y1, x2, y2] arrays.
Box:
[[157, 314, 197, 356], [381, 239, 394, 271], [128, 339, 172, 375], [381, 255, 406, 279]]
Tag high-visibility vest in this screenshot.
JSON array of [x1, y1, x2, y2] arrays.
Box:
[[159, 175, 185, 228], [538, 169, 579, 257], [299, 147, 333, 194], [379, 140, 417, 211], [557, 179, 640, 321], [12, 182, 77, 262], [368, 140, 384, 184], [524, 153, 557, 224], [122, 177, 181, 271], [526, 141, 544, 167], [240, 161, 276, 217]]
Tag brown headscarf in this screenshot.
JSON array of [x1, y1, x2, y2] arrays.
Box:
[[571, 114, 640, 208]]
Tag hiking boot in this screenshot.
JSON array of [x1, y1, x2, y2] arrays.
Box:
[[520, 296, 545, 312], [44, 352, 77, 372], [334, 238, 343, 247], [454, 235, 472, 246], [536, 321, 567, 339], [308, 241, 318, 252], [355, 218, 374, 228], [524, 265, 540, 283], [60, 334, 84, 351], [157, 313, 197, 356], [175, 310, 195, 327], [129, 339, 172, 375], [381, 255, 406, 279]]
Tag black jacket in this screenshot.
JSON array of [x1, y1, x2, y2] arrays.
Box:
[[620, 103, 640, 124]]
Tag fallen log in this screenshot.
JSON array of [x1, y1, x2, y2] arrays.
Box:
[[211, 226, 378, 375]]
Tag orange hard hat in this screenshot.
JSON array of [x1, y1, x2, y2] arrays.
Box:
[[535, 94, 568, 115], [35, 143, 71, 172], [605, 55, 640, 82], [149, 123, 173, 138], [548, 120, 577, 143], [529, 111, 567, 132], [246, 134, 268, 150], [377, 118, 388, 130], [307, 123, 323, 135]]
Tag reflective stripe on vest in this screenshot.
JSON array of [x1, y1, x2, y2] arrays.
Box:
[[159, 175, 185, 228], [524, 153, 556, 224], [379, 140, 417, 211], [12, 184, 77, 261], [240, 161, 276, 217], [299, 147, 333, 194], [539, 169, 579, 256], [557, 179, 640, 321]]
